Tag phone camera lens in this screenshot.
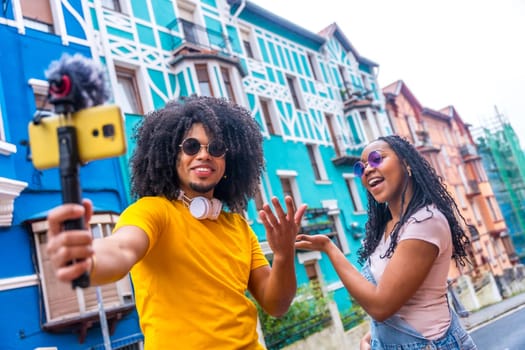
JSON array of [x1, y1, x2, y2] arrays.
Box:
[[102, 124, 115, 138]]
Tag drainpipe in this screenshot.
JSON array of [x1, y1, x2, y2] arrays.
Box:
[[231, 0, 246, 21]]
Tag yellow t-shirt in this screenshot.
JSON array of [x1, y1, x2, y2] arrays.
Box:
[[114, 196, 269, 349]]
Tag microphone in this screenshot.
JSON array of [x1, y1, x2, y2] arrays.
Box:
[[45, 53, 110, 114]]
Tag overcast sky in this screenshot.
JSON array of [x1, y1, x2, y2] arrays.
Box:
[[250, 0, 525, 146]]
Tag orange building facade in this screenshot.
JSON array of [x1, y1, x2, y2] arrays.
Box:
[[382, 80, 523, 310]]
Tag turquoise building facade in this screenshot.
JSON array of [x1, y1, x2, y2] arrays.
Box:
[[1, 0, 392, 348], [90, 0, 392, 324]]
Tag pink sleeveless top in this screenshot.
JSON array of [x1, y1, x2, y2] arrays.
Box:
[[369, 205, 452, 339]]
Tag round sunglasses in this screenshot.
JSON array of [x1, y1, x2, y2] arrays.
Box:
[[179, 138, 227, 158], [353, 150, 383, 177]]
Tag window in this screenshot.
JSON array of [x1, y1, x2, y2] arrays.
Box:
[[195, 64, 213, 96], [473, 160, 488, 182], [116, 67, 144, 115], [325, 113, 343, 157], [20, 0, 54, 33], [28, 78, 53, 114], [177, 1, 198, 44], [405, 115, 418, 144], [101, 0, 122, 12], [458, 166, 469, 190], [442, 147, 451, 167], [345, 175, 364, 212], [321, 199, 351, 254], [454, 185, 467, 209], [253, 187, 265, 212], [444, 127, 453, 145], [360, 73, 370, 91], [307, 53, 319, 81], [280, 177, 295, 203], [259, 98, 278, 135], [469, 200, 483, 226], [307, 144, 321, 181], [286, 75, 303, 110], [220, 67, 236, 103], [359, 111, 375, 143], [29, 212, 135, 337], [338, 65, 349, 86], [486, 197, 502, 221], [277, 170, 302, 210], [240, 28, 255, 59], [30, 86, 54, 114], [485, 241, 496, 265], [306, 144, 327, 181]]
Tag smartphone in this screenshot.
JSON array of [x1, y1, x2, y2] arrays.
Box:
[[28, 104, 127, 170]]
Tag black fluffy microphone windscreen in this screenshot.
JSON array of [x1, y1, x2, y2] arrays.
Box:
[[45, 53, 110, 113]]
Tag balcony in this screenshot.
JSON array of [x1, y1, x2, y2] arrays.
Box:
[[340, 85, 379, 112], [332, 153, 360, 167], [488, 227, 507, 239], [299, 208, 341, 251], [167, 18, 245, 76], [460, 144, 480, 161], [508, 252, 520, 264], [43, 304, 135, 343], [468, 225, 480, 241], [465, 180, 481, 197]]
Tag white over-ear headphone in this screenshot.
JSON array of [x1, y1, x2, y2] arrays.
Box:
[[178, 191, 222, 220]]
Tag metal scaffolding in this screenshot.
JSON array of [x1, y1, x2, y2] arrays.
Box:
[[472, 107, 525, 262]]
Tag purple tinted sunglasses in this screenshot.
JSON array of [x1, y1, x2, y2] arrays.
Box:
[[353, 150, 383, 177]]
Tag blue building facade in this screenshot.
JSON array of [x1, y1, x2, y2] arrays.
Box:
[[0, 1, 142, 349], [1, 0, 392, 348]]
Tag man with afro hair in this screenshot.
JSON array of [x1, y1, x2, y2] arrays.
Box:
[[46, 95, 307, 349]]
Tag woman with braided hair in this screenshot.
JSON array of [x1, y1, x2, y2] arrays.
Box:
[[46, 95, 307, 349], [296, 135, 477, 349]]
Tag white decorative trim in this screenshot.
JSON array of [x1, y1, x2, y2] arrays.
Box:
[[0, 140, 16, 156], [276, 169, 298, 177], [259, 241, 272, 255], [297, 251, 322, 264], [0, 177, 28, 227], [0, 274, 39, 291], [28, 78, 49, 95], [326, 280, 344, 292]]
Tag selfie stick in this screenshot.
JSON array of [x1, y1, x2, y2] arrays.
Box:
[[46, 55, 110, 289]]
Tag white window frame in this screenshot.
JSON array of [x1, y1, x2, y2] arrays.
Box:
[[306, 143, 329, 182], [473, 160, 488, 182], [276, 170, 302, 209], [325, 113, 346, 157], [258, 97, 282, 136], [458, 165, 469, 190], [0, 101, 16, 155], [470, 200, 483, 226], [321, 199, 350, 254], [343, 173, 365, 213], [30, 213, 134, 327], [406, 115, 419, 145], [307, 52, 321, 81], [285, 75, 305, 111], [101, 0, 131, 14], [219, 65, 237, 103], [239, 26, 259, 60], [115, 65, 145, 115], [442, 146, 451, 167], [486, 196, 502, 221], [454, 185, 467, 209]]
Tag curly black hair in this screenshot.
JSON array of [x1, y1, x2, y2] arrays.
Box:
[[130, 95, 264, 213], [357, 135, 473, 267]]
